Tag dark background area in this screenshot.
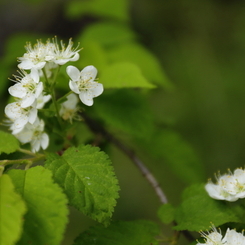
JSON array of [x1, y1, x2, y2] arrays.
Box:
[[1, 0, 245, 244]]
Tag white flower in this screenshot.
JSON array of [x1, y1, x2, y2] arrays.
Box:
[[8, 69, 43, 108], [51, 38, 80, 65], [66, 65, 103, 106], [18, 40, 54, 70], [14, 118, 49, 153], [59, 93, 79, 122], [205, 168, 245, 202], [197, 226, 245, 245], [36, 93, 51, 109], [5, 102, 37, 134]]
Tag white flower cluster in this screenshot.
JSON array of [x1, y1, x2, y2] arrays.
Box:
[[205, 168, 245, 202], [4, 37, 80, 152], [197, 226, 245, 245]]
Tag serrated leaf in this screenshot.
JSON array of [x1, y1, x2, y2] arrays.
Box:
[[7, 166, 69, 245], [100, 62, 155, 89], [108, 43, 172, 88], [44, 144, 119, 225], [0, 131, 20, 154], [174, 184, 241, 231], [73, 220, 160, 245], [65, 0, 130, 21], [93, 89, 154, 138], [0, 174, 26, 245], [78, 22, 136, 48], [158, 203, 175, 224]]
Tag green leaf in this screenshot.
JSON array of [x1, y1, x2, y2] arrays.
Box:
[[73, 220, 160, 245], [158, 203, 175, 224], [65, 0, 130, 21], [78, 22, 136, 48], [7, 166, 69, 245], [0, 131, 20, 154], [107, 43, 172, 89], [0, 174, 26, 245], [100, 62, 155, 89], [93, 89, 154, 138], [45, 144, 120, 225], [141, 129, 205, 184], [174, 184, 241, 231]]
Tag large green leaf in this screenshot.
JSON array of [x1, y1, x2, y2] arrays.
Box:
[[65, 0, 130, 21], [174, 184, 242, 231], [93, 89, 154, 139], [0, 174, 26, 245], [77, 22, 136, 48], [73, 220, 160, 245], [7, 166, 69, 245], [107, 43, 172, 88], [140, 129, 205, 184], [45, 144, 120, 225], [100, 62, 155, 89], [0, 131, 20, 155]]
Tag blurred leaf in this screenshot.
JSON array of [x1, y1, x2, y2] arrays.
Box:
[[0, 174, 26, 245], [93, 89, 154, 138], [0, 131, 20, 154], [158, 203, 175, 224], [78, 22, 136, 48], [45, 144, 120, 226], [65, 0, 130, 21], [174, 184, 242, 231], [100, 62, 155, 89], [141, 129, 205, 184], [73, 220, 160, 245], [107, 43, 172, 88], [8, 166, 69, 245]]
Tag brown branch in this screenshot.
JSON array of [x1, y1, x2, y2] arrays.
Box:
[[81, 112, 168, 204]]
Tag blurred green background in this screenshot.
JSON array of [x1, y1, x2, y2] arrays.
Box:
[[1, 0, 245, 244]]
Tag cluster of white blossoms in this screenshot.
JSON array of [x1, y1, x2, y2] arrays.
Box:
[[205, 168, 245, 202], [197, 226, 245, 245], [4, 37, 103, 153]]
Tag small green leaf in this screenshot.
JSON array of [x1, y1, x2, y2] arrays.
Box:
[[108, 43, 172, 88], [100, 62, 155, 89], [0, 131, 20, 154], [73, 220, 160, 245], [78, 22, 136, 48], [45, 144, 120, 225], [7, 166, 69, 245], [93, 89, 154, 138], [158, 203, 175, 224], [65, 0, 130, 21], [0, 174, 26, 245], [174, 184, 241, 231]]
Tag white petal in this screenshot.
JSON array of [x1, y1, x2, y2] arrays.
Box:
[[30, 69, 40, 83], [81, 65, 97, 81], [35, 82, 43, 98], [79, 91, 93, 106], [69, 53, 80, 62], [69, 80, 80, 94], [8, 83, 26, 98], [66, 66, 80, 81], [21, 94, 36, 108], [18, 60, 33, 70], [28, 108, 38, 124], [90, 82, 103, 97], [40, 133, 49, 150]]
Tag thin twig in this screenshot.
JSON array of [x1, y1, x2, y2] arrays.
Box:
[[81, 112, 168, 204]]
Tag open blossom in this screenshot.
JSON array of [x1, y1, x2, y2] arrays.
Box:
[[18, 38, 80, 71], [14, 118, 49, 153], [66, 65, 103, 106], [59, 93, 79, 122], [197, 226, 245, 245], [8, 69, 43, 108], [5, 102, 37, 134], [205, 168, 245, 202]]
